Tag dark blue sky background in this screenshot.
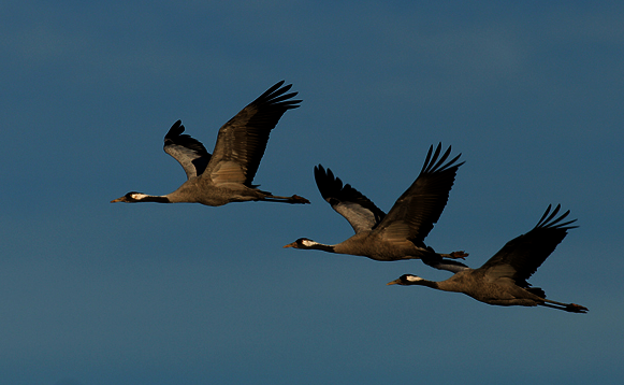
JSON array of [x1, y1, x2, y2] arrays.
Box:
[[1, 1, 623, 384]]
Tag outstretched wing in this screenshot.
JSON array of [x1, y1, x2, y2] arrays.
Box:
[[479, 204, 578, 287], [163, 120, 211, 180], [314, 165, 386, 234], [376, 143, 464, 243], [204, 81, 301, 186]]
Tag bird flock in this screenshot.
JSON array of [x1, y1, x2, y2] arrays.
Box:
[[112, 81, 587, 314]]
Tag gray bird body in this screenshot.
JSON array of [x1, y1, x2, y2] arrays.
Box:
[[112, 81, 309, 206], [304, 231, 437, 261], [157, 176, 277, 206], [285, 144, 468, 273], [388, 204, 588, 313], [421, 270, 548, 307]]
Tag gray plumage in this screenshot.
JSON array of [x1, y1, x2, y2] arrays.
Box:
[[388, 204, 588, 313], [284, 144, 468, 273], [111, 81, 310, 206]]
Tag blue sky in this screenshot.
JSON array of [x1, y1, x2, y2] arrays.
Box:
[[1, 1, 623, 384]]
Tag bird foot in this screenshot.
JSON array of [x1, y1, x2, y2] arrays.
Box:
[[290, 195, 310, 204], [449, 250, 468, 259], [566, 303, 588, 313]]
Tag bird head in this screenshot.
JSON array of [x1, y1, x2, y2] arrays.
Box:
[[283, 238, 316, 249], [110, 192, 147, 203], [387, 274, 423, 286]]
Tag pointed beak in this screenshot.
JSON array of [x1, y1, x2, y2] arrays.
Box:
[[386, 279, 401, 286], [110, 197, 125, 203], [283, 242, 295, 248]]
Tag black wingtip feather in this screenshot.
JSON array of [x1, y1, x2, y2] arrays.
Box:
[[164, 120, 185, 141], [535, 204, 578, 231], [163, 120, 209, 155], [314, 164, 386, 224], [420, 143, 464, 175], [314, 164, 342, 202], [255, 81, 302, 110]]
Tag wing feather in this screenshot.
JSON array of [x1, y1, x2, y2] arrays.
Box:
[[205, 81, 301, 186], [163, 120, 211, 179], [314, 165, 386, 233], [376, 143, 464, 243], [479, 204, 578, 287]]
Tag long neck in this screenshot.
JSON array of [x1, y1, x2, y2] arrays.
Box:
[[434, 277, 469, 293], [414, 279, 441, 290], [406, 278, 461, 293], [137, 194, 171, 203], [306, 241, 336, 253]]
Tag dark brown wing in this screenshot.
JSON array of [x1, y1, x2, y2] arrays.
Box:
[[204, 81, 301, 186], [163, 120, 211, 179], [314, 164, 386, 234], [375, 143, 463, 243], [479, 204, 578, 287]]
